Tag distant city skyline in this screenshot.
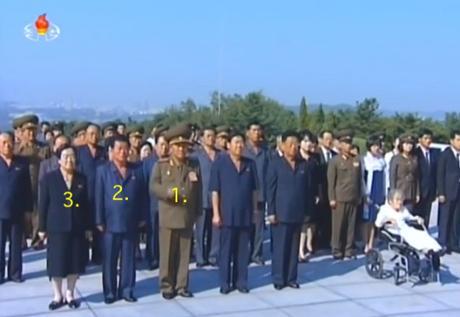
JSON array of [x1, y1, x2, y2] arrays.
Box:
[[1, 0, 459, 112]]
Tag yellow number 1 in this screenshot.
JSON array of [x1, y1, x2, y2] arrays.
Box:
[[64, 191, 73, 208], [172, 187, 179, 203]]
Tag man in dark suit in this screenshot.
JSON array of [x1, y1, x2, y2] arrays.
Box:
[[415, 128, 438, 225], [210, 132, 258, 294], [437, 130, 460, 253], [0, 132, 33, 284], [267, 131, 313, 290], [316, 130, 337, 249], [95, 135, 146, 304], [77, 123, 106, 265], [143, 125, 168, 270]]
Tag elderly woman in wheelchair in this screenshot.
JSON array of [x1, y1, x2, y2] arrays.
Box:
[[365, 189, 444, 285]]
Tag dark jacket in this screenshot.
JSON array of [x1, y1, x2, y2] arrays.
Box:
[[267, 156, 314, 223], [437, 147, 460, 202], [389, 154, 420, 202], [0, 156, 33, 222], [38, 170, 90, 233], [415, 147, 438, 202]]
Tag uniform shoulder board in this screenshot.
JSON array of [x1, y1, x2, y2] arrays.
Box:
[[158, 158, 169, 163]]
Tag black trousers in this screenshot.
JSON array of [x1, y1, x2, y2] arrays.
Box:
[[102, 232, 136, 299], [219, 226, 250, 290], [271, 223, 301, 286], [316, 201, 332, 249], [195, 208, 220, 264], [0, 219, 23, 282], [438, 197, 460, 249], [146, 211, 160, 265], [414, 197, 433, 226], [250, 202, 265, 260]]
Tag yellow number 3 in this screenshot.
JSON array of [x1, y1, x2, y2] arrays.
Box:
[[113, 185, 123, 201], [64, 191, 73, 208]]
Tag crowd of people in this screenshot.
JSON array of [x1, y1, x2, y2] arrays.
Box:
[[0, 114, 459, 311]]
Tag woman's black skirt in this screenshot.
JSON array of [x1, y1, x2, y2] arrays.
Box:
[[47, 232, 86, 278]]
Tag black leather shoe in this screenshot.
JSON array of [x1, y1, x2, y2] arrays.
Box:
[[287, 282, 300, 289], [148, 261, 159, 270], [220, 287, 231, 294], [177, 289, 194, 298], [104, 297, 116, 305], [122, 296, 137, 303], [333, 255, 343, 260], [9, 277, 25, 283], [162, 292, 175, 300], [252, 257, 265, 266], [196, 262, 208, 268], [237, 287, 249, 294], [49, 299, 65, 311], [274, 284, 284, 290], [345, 255, 357, 260], [67, 300, 81, 309]]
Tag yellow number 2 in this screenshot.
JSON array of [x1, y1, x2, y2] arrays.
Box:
[[113, 185, 123, 201], [63, 191, 73, 208]]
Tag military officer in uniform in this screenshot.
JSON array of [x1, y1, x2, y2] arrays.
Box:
[[51, 122, 64, 138], [71, 121, 90, 147], [151, 123, 202, 300], [13, 114, 51, 250], [215, 125, 230, 151], [0, 132, 33, 284], [95, 135, 146, 304], [127, 125, 144, 163], [327, 129, 364, 260], [102, 122, 117, 142]]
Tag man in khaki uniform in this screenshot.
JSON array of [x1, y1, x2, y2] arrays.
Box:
[[327, 129, 364, 260], [127, 125, 144, 163], [150, 123, 202, 300], [13, 115, 51, 250]]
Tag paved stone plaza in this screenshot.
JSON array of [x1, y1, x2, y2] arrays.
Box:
[[2, 207, 460, 317]]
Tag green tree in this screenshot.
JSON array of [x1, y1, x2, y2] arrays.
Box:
[[298, 97, 309, 129]]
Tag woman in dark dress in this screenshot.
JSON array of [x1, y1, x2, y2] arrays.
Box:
[[38, 145, 90, 311], [298, 130, 320, 262], [389, 134, 420, 212]]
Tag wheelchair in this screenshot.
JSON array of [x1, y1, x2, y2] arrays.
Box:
[[365, 219, 440, 285]]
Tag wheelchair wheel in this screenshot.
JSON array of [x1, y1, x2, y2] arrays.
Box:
[[365, 249, 384, 279]]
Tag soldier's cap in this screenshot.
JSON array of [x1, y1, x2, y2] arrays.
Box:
[[216, 125, 230, 137], [154, 125, 169, 139], [71, 121, 90, 136], [14, 114, 39, 130], [102, 122, 116, 133], [51, 121, 64, 131], [399, 133, 416, 144], [127, 125, 145, 137], [336, 129, 354, 143], [164, 123, 193, 145]]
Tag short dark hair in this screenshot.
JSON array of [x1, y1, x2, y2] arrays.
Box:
[[53, 134, 70, 146], [300, 129, 317, 142], [41, 121, 50, 127], [281, 130, 299, 142], [117, 122, 126, 128], [87, 123, 101, 131], [141, 141, 153, 152], [56, 144, 75, 160], [229, 131, 246, 142], [418, 128, 433, 138], [200, 126, 216, 136], [318, 129, 334, 139], [246, 121, 263, 130], [450, 129, 460, 140], [113, 135, 129, 147]]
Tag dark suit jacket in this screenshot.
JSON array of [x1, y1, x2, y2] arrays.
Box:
[[38, 170, 90, 233], [0, 156, 33, 222], [437, 147, 460, 202], [267, 156, 314, 224], [317, 148, 337, 203], [95, 162, 146, 233], [415, 147, 438, 202]]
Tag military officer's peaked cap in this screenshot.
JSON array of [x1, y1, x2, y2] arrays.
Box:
[[127, 125, 145, 137], [399, 133, 416, 144], [51, 121, 64, 131], [164, 123, 193, 145], [102, 122, 116, 133], [336, 129, 354, 143], [216, 125, 231, 136], [14, 114, 39, 129], [71, 121, 90, 136]]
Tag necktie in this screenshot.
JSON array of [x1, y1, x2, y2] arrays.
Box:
[[425, 151, 430, 165], [327, 151, 331, 162]]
